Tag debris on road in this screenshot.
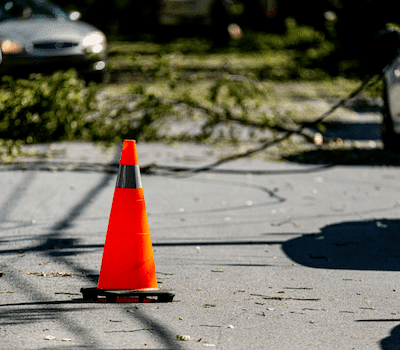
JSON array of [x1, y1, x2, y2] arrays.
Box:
[[44, 335, 56, 340], [251, 294, 321, 301], [104, 328, 153, 333], [203, 304, 216, 308], [211, 268, 224, 273], [21, 270, 74, 277], [175, 334, 190, 341]]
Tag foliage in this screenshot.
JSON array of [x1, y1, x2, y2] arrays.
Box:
[[86, 54, 360, 151], [109, 19, 335, 80], [0, 139, 21, 163], [0, 58, 292, 160], [0, 26, 379, 162], [228, 18, 335, 76], [109, 18, 331, 56], [54, 0, 400, 77], [165, 38, 214, 54], [230, 18, 327, 51], [0, 70, 97, 159]]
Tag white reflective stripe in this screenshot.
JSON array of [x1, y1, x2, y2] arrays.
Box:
[[116, 164, 142, 189]]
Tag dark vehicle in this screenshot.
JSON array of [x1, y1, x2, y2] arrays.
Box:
[[0, 0, 108, 82], [378, 29, 400, 151], [382, 55, 400, 151]]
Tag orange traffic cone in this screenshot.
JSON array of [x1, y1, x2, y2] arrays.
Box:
[[81, 140, 174, 303]]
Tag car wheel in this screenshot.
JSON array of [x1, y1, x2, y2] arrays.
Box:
[[82, 68, 110, 85]]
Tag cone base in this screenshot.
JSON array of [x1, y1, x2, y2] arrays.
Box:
[[80, 287, 175, 303]]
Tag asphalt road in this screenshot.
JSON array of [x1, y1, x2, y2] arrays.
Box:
[[1, 141, 400, 349]]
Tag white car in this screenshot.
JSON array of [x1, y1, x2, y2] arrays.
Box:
[[0, 0, 108, 82]]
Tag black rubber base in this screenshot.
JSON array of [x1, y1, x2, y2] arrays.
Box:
[[80, 287, 175, 303]]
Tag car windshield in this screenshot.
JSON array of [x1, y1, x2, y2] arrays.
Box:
[[0, 0, 66, 21]]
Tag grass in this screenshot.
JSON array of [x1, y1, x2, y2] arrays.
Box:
[[109, 48, 292, 70], [107, 25, 333, 81]]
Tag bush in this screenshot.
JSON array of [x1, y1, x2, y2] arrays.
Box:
[[0, 69, 97, 144]]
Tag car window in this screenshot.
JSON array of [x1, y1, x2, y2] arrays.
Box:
[[0, 0, 66, 21]]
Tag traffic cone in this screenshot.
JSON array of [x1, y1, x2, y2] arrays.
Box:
[[81, 140, 174, 303]]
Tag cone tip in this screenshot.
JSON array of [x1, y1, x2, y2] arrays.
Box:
[[120, 140, 139, 165]]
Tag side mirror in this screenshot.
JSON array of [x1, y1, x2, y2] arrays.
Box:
[[69, 11, 81, 21]]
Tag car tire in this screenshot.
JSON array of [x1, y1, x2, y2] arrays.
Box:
[[82, 67, 110, 85]]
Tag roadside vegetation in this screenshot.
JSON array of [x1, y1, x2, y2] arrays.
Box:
[[0, 18, 387, 163]]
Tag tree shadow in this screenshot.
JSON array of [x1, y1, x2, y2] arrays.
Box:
[[284, 111, 400, 166], [343, 99, 383, 114], [0, 148, 180, 349], [284, 148, 400, 166], [0, 305, 93, 326], [282, 219, 400, 271], [316, 121, 382, 141]]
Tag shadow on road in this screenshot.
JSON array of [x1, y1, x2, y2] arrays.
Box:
[[380, 323, 400, 350], [284, 218, 400, 350], [357, 319, 400, 350], [282, 219, 400, 271], [316, 121, 381, 141], [0, 305, 94, 326], [285, 148, 400, 166], [0, 148, 180, 349]]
